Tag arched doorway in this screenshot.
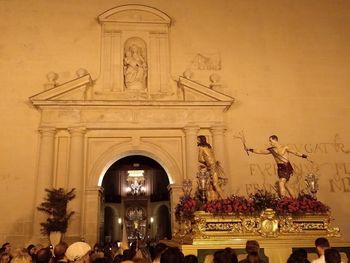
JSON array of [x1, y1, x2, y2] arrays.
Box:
[[100, 155, 171, 244]]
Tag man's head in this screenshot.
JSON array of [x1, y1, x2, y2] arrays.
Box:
[[66, 242, 91, 263], [0, 253, 10, 263], [54, 242, 68, 261], [269, 135, 279, 146], [245, 240, 260, 254], [315, 237, 330, 255], [27, 245, 36, 256], [36, 248, 52, 263], [325, 248, 341, 263], [160, 247, 184, 263], [1, 243, 10, 254]]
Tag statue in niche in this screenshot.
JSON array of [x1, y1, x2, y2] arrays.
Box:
[[123, 39, 148, 91]]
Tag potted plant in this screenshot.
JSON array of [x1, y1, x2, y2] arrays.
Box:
[[37, 188, 76, 246]]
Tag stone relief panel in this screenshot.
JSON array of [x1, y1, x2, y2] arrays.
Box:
[[191, 52, 221, 71], [123, 37, 148, 91]]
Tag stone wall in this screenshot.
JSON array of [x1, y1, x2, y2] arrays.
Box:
[[0, 0, 350, 247]]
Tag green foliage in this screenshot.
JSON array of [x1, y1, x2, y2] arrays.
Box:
[[37, 188, 76, 235]]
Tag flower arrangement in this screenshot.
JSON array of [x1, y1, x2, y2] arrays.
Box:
[[175, 195, 198, 221], [175, 190, 330, 222], [249, 189, 279, 213], [276, 193, 329, 216], [203, 195, 254, 214]]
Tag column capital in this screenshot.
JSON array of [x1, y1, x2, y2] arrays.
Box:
[[85, 186, 104, 195], [68, 127, 86, 136], [210, 124, 227, 135], [183, 125, 200, 135], [38, 126, 56, 136]]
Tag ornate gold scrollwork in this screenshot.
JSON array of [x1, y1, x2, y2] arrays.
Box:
[[241, 216, 261, 233], [279, 216, 302, 233], [188, 210, 341, 243], [259, 209, 279, 237]]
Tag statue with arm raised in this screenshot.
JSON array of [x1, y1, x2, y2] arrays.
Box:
[[247, 135, 308, 197]]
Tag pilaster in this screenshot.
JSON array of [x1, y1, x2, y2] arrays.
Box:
[[67, 127, 86, 238], [210, 124, 227, 174], [183, 125, 200, 179], [32, 127, 56, 242], [167, 183, 183, 238], [83, 186, 104, 244]]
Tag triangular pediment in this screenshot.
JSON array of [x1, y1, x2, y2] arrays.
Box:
[[178, 76, 234, 103], [29, 74, 92, 102]]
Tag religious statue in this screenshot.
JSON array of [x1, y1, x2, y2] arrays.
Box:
[[197, 135, 226, 199], [123, 43, 148, 90], [246, 135, 308, 197]]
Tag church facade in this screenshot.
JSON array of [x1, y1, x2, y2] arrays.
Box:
[[0, 0, 350, 248]]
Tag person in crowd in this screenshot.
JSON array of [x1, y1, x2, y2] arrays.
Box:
[[152, 243, 168, 263], [160, 247, 183, 263], [121, 249, 135, 262], [112, 254, 122, 263], [223, 248, 238, 263], [66, 242, 91, 263], [312, 237, 330, 263], [213, 250, 232, 263], [53, 242, 68, 263], [1, 244, 11, 254], [286, 249, 311, 263], [324, 249, 341, 263], [0, 252, 11, 263], [36, 248, 52, 263], [27, 245, 36, 263], [238, 240, 264, 263], [91, 257, 111, 263], [11, 249, 32, 263], [184, 255, 198, 263]]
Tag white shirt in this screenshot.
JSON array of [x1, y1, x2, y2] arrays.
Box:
[[311, 255, 325, 263]]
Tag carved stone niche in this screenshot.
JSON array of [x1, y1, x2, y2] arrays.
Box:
[[97, 5, 173, 100]]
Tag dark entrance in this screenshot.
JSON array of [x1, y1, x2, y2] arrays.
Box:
[[100, 155, 171, 244]]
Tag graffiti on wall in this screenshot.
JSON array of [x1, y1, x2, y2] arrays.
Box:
[[245, 134, 350, 195]]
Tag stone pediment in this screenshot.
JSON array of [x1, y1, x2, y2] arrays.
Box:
[[178, 76, 234, 104], [98, 5, 171, 24], [30, 74, 234, 110], [30, 74, 93, 102]]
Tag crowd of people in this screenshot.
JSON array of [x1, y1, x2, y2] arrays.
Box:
[[0, 237, 344, 263]]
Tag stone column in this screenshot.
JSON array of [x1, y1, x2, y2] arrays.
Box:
[[32, 127, 56, 242], [210, 124, 227, 173], [183, 125, 200, 179], [167, 183, 183, 238], [83, 186, 104, 245], [67, 127, 86, 239]]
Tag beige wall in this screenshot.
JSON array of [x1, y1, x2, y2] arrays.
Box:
[[1, 0, 350, 247]]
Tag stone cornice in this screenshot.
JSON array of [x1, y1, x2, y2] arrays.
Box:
[[30, 100, 232, 108]]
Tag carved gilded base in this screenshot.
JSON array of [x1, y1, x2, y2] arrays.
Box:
[[173, 210, 340, 245]]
